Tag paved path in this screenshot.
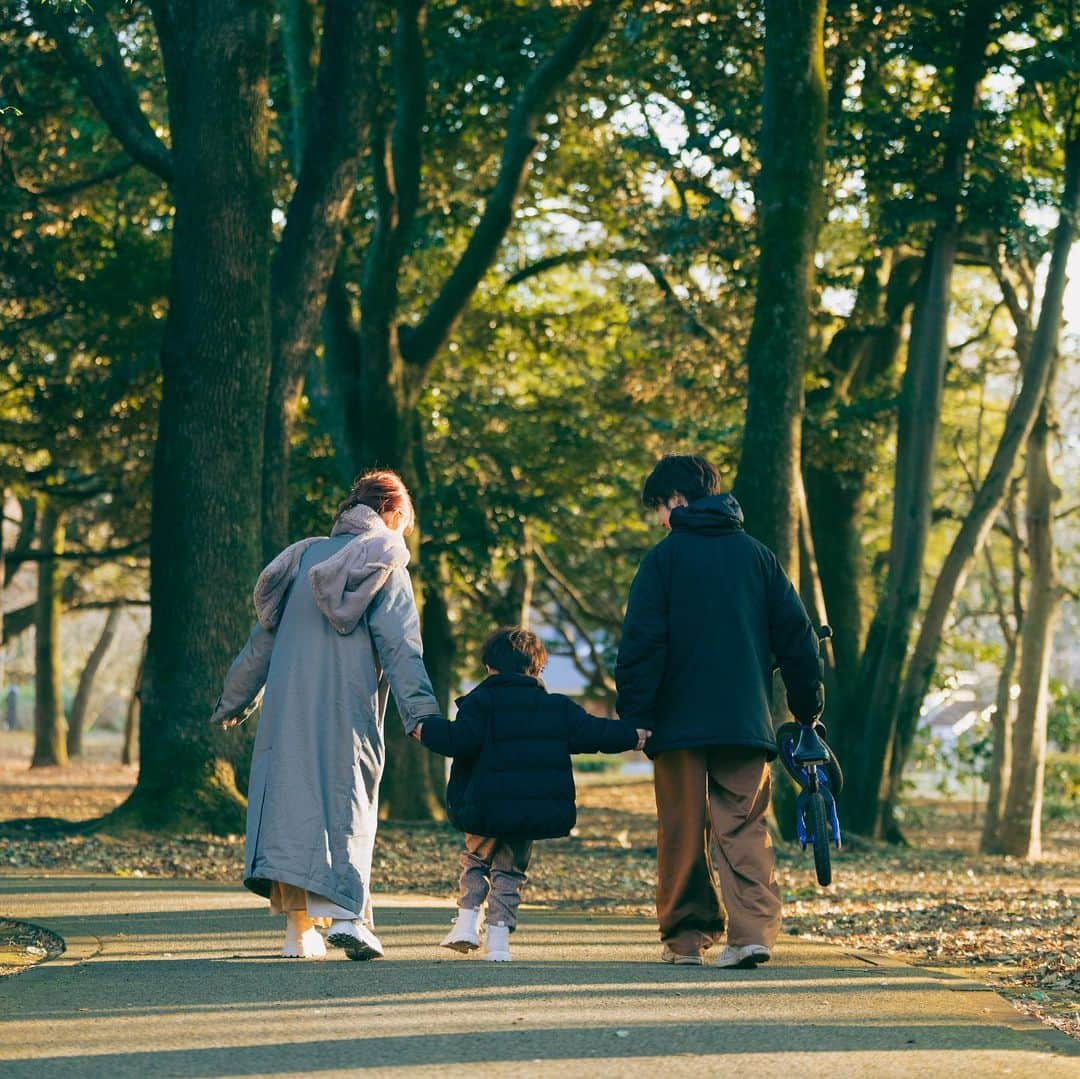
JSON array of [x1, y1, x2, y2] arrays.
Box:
[[0, 874, 1075, 1077]]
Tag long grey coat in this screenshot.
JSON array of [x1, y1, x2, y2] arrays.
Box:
[[211, 505, 440, 918]]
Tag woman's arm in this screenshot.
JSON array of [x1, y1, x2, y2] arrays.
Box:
[[368, 566, 442, 734], [209, 621, 275, 726]]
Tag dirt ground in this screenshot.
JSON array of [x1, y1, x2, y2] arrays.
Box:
[[1, 729, 1076, 1039]]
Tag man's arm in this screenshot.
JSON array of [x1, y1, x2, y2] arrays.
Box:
[[766, 554, 823, 723], [614, 547, 668, 728]]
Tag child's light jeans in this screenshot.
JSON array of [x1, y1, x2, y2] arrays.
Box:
[[458, 834, 533, 929]]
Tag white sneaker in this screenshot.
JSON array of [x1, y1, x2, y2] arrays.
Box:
[[714, 943, 771, 969], [327, 919, 384, 961], [441, 908, 482, 953], [484, 922, 512, 962], [282, 915, 326, 959]]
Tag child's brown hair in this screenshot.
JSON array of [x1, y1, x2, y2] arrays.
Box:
[[482, 627, 547, 677]]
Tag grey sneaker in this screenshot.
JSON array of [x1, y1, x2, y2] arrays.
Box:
[[714, 944, 771, 969], [661, 945, 705, 966]]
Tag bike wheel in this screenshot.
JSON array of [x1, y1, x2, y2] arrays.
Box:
[[808, 791, 832, 887]]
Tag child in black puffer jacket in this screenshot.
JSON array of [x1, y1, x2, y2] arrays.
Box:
[[413, 627, 648, 962]]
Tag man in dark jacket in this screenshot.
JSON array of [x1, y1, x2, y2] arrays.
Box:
[[416, 627, 646, 961], [615, 454, 823, 969]]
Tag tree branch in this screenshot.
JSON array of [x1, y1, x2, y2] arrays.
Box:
[[533, 542, 622, 628], [391, 0, 426, 247], [507, 246, 723, 343], [32, 2, 173, 182], [6, 537, 148, 572], [16, 158, 136, 200], [269, 0, 378, 401], [398, 0, 615, 368]]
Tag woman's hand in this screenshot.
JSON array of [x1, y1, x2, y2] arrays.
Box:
[[410, 723, 423, 741], [635, 728, 651, 751]]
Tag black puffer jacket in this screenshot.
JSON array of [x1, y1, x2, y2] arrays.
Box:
[[420, 674, 638, 840], [614, 494, 822, 758]]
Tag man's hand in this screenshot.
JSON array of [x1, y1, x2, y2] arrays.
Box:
[[410, 723, 423, 741], [210, 714, 241, 731], [635, 728, 652, 751]]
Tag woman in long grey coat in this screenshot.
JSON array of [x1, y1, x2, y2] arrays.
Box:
[[211, 471, 441, 961]]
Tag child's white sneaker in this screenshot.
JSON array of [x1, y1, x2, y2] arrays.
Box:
[[484, 922, 512, 962], [282, 914, 326, 959], [714, 943, 771, 969], [441, 907, 482, 953], [327, 919, 384, 961]]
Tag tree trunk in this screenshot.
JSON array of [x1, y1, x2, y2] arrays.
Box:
[[67, 606, 123, 757], [729, 0, 826, 842], [31, 502, 67, 769], [981, 629, 1018, 853], [261, 0, 376, 558], [733, 0, 827, 573], [122, 637, 147, 767], [0, 486, 6, 697], [804, 254, 920, 769], [1000, 393, 1060, 859], [112, 1, 271, 834], [882, 133, 1079, 838], [842, 0, 996, 837]]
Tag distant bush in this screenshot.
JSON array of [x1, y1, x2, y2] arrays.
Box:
[[1043, 753, 1080, 822], [573, 754, 623, 773]]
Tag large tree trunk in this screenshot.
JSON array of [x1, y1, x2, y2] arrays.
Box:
[[112, 1, 272, 834], [122, 637, 147, 767], [261, 0, 376, 558], [1000, 392, 1060, 859], [31, 502, 67, 769], [731, 0, 827, 842], [883, 133, 1079, 838], [67, 606, 123, 757], [733, 0, 827, 572], [842, 0, 996, 837]]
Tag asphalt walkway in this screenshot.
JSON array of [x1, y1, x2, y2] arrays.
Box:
[[0, 874, 1075, 1077]]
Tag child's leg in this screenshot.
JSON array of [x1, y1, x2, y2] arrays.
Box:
[[458, 834, 497, 911], [486, 839, 533, 930]]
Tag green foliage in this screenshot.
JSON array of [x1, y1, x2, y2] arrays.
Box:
[[1042, 753, 1079, 822], [1048, 680, 1080, 753]]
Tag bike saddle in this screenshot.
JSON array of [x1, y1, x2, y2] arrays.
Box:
[[793, 723, 830, 766]]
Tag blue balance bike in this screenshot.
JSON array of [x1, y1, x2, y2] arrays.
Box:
[[776, 626, 843, 887]]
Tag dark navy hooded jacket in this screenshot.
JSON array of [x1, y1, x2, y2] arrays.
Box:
[[614, 494, 822, 758], [420, 673, 639, 840]]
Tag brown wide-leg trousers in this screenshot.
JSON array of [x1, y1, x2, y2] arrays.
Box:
[[653, 747, 782, 955]]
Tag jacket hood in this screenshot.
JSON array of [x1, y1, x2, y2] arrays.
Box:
[[669, 493, 745, 536], [455, 673, 546, 707], [254, 504, 409, 635]]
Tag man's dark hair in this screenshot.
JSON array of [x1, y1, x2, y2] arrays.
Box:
[[482, 627, 547, 677], [641, 454, 721, 508]]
